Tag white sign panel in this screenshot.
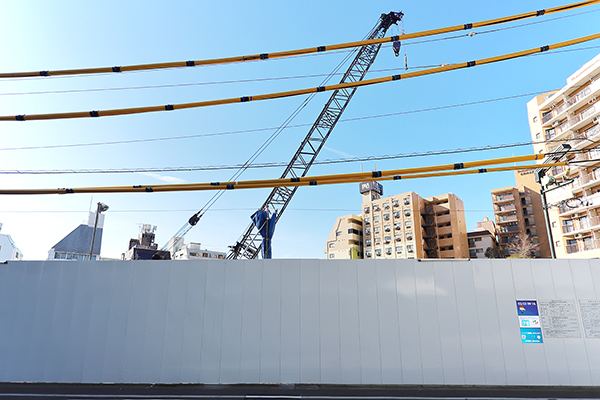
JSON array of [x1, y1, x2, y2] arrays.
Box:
[[538, 299, 581, 338]]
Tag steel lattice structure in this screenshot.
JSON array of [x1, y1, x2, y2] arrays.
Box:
[[228, 12, 403, 259]]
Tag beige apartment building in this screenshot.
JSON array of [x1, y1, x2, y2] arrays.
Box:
[[526, 52, 600, 257], [359, 182, 468, 259], [324, 214, 363, 259], [490, 169, 550, 258], [467, 217, 499, 259]]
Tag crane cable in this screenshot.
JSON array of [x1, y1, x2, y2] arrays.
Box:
[[1, 0, 599, 79], [0, 153, 565, 195], [3, 32, 600, 122]]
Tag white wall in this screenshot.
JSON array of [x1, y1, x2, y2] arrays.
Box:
[[1, 258, 599, 385]]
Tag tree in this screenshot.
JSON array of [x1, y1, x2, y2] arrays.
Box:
[[485, 246, 504, 259], [506, 233, 540, 258]]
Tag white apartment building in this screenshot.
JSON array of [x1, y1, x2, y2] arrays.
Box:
[[527, 53, 600, 257], [0, 223, 23, 262]]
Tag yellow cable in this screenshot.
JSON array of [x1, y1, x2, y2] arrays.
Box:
[[2, 31, 599, 122], [1, 0, 598, 79], [0, 154, 565, 195]]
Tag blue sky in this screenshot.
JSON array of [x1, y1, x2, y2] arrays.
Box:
[[1, 0, 599, 260]]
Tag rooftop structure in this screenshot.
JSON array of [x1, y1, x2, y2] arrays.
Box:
[[47, 212, 104, 261]]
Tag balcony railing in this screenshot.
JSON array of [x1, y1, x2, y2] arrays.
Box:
[[499, 225, 520, 233], [567, 85, 592, 108], [572, 124, 600, 147], [573, 170, 600, 189], [561, 216, 600, 234], [494, 193, 514, 202], [497, 214, 518, 223], [496, 204, 516, 213], [566, 238, 600, 254], [542, 102, 567, 125], [559, 192, 600, 215]]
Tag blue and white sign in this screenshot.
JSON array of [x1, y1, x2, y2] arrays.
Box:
[[517, 300, 543, 343]]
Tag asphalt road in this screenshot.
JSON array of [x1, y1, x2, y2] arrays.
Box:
[[1, 383, 600, 400]]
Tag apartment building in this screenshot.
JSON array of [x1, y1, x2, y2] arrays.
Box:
[[468, 217, 499, 259], [324, 214, 363, 259], [360, 182, 468, 259], [490, 170, 550, 258], [526, 53, 600, 257]]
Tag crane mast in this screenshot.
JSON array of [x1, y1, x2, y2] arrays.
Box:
[[227, 11, 403, 260]]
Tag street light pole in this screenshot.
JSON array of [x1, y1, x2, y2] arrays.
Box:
[[89, 202, 109, 261]]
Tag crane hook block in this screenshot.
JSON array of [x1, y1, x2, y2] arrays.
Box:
[[393, 41, 401, 57], [188, 212, 202, 226]]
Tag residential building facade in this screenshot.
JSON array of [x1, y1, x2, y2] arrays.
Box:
[[468, 217, 499, 259], [490, 170, 550, 258], [324, 214, 363, 259], [0, 223, 23, 262], [526, 53, 600, 257], [360, 183, 468, 259], [172, 242, 226, 260]]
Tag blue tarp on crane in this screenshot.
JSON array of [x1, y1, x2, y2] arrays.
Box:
[[251, 209, 277, 259]]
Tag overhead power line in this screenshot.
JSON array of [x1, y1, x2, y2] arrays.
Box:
[[3, 32, 600, 122], [1, 0, 598, 79], [0, 154, 563, 195]]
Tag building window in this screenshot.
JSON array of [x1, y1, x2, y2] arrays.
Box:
[[375, 238, 381, 244], [404, 210, 411, 217], [384, 236, 391, 243], [406, 233, 413, 241], [552, 221, 557, 228], [533, 116, 538, 123], [329, 243, 335, 248], [365, 228, 371, 234], [386, 247, 392, 254], [374, 226, 381, 233], [407, 244, 414, 253], [329, 254, 335, 258], [403, 197, 410, 205], [394, 211, 401, 219], [395, 234, 402, 241], [365, 239, 372, 246], [394, 223, 401, 230], [392, 200, 399, 207], [336, 231, 342, 236], [383, 202, 390, 209], [366, 250, 372, 258], [375, 249, 382, 257], [384, 225, 391, 232], [555, 240, 562, 247], [405, 220, 412, 229], [383, 213, 390, 220], [374, 215, 380, 222], [364, 217, 370, 223], [396, 245, 403, 253], [536, 132, 541, 139], [364, 206, 370, 213]]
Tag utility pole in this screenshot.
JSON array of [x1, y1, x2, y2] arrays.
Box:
[[89, 202, 109, 261]]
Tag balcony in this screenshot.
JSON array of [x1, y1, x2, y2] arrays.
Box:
[[436, 214, 451, 224], [495, 204, 516, 213], [559, 192, 600, 216], [542, 102, 568, 126], [437, 226, 453, 236], [572, 124, 600, 150], [566, 238, 600, 254], [497, 214, 518, 224], [572, 170, 600, 191], [499, 225, 520, 233], [561, 216, 600, 235], [566, 78, 600, 111], [494, 193, 514, 203], [568, 103, 600, 133], [438, 237, 454, 248]]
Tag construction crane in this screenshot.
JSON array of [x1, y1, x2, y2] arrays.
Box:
[[163, 11, 403, 257], [227, 11, 403, 259]]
